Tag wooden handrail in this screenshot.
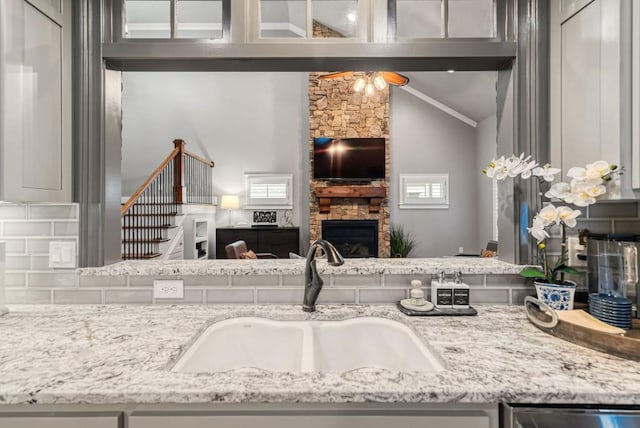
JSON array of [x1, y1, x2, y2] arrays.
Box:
[[185, 150, 215, 168], [121, 147, 181, 215]]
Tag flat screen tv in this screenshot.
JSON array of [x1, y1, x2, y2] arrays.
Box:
[[313, 137, 386, 181]]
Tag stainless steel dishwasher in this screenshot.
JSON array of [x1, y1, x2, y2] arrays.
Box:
[[502, 404, 640, 427]]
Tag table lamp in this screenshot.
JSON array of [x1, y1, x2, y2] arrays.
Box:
[[220, 195, 240, 227]]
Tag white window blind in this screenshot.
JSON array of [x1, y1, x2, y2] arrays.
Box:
[[244, 173, 293, 208], [399, 174, 449, 209]]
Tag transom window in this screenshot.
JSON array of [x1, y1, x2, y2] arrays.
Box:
[[399, 174, 449, 209], [123, 0, 231, 40], [244, 173, 293, 208]]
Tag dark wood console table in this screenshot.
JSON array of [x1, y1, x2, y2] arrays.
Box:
[[216, 227, 300, 258]]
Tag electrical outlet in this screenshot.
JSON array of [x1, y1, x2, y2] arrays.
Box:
[[153, 279, 184, 299], [458, 246, 464, 254], [567, 236, 587, 267]]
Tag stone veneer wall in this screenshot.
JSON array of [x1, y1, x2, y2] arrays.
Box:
[[312, 21, 345, 38], [308, 72, 391, 257]]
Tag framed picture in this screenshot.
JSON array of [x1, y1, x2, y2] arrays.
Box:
[[253, 210, 277, 225]]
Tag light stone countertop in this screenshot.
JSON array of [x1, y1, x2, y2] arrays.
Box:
[[77, 257, 525, 276], [0, 304, 639, 405]]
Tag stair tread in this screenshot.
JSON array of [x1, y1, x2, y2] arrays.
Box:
[[122, 225, 177, 229], [122, 238, 170, 244], [124, 213, 178, 217]]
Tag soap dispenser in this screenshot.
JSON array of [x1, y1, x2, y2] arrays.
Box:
[[452, 271, 470, 309], [431, 271, 453, 308]]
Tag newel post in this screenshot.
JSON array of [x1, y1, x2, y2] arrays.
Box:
[[173, 139, 186, 204]]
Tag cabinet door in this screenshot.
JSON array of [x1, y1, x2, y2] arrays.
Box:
[[0, 414, 121, 428], [130, 412, 490, 428], [0, 0, 71, 202], [553, 0, 622, 174], [258, 229, 300, 258]]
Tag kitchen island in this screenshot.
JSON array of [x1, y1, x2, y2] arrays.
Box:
[[0, 304, 638, 406]]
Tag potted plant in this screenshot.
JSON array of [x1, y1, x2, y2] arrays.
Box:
[[390, 225, 417, 258], [484, 156, 622, 310]]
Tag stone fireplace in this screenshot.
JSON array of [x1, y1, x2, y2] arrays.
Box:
[[322, 220, 379, 258], [308, 72, 390, 257]]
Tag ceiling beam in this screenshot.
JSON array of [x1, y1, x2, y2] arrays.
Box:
[[398, 85, 477, 128]]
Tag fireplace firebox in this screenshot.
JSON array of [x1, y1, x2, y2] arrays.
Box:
[[321, 220, 379, 258]]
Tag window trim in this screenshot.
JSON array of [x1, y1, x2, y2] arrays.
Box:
[[118, 0, 231, 42], [398, 173, 449, 209], [243, 173, 293, 209]]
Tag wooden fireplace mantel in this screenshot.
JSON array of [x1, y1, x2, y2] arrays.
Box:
[[313, 185, 387, 214]]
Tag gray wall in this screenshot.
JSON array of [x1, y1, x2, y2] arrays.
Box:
[[476, 114, 497, 249], [389, 87, 481, 257], [121, 72, 309, 233]]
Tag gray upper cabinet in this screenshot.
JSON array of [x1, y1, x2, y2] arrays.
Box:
[[550, 0, 628, 187], [0, 0, 72, 203]]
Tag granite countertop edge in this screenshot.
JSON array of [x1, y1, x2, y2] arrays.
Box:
[[76, 257, 527, 276]]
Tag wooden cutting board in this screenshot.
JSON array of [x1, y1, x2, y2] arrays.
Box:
[[525, 297, 640, 361]]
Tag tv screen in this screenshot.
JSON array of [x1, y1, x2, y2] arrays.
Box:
[[313, 137, 386, 181]]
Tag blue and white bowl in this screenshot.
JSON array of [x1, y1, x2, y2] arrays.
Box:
[[534, 281, 577, 311]]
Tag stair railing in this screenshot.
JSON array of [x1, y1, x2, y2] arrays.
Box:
[[121, 139, 215, 259]]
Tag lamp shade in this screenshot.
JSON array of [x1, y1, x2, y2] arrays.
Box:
[[220, 194, 240, 209]]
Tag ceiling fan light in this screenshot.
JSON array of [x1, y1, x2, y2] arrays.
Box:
[[373, 74, 387, 90], [365, 82, 375, 97], [352, 78, 366, 92]]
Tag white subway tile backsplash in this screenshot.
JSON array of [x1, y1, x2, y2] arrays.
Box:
[[257, 288, 300, 304], [281, 274, 305, 286], [0, 205, 27, 220], [104, 289, 153, 304], [358, 288, 407, 303], [28, 204, 79, 220], [2, 221, 51, 237], [333, 274, 382, 287], [1, 238, 26, 253], [28, 272, 77, 288], [511, 287, 535, 305], [5, 255, 31, 270], [53, 289, 102, 304], [4, 272, 26, 287], [155, 288, 204, 305], [79, 275, 128, 288], [5, 288, 51, 304], [575, 219, 614, 234], [486, 274, 527, 287], [383, 274, 431, 288], [30, 255, 50, 270], [53, 221, 79, 236], [317, 288, 356, 304], [206, 288, 255, 304], [470, 288, 510, 304]]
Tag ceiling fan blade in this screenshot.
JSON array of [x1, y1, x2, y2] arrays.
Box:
[[381, 72, 409, 86], [317, 71, 356, 80]]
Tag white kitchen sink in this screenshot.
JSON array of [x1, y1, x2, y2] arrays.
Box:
[[172, 317, 444, 373]]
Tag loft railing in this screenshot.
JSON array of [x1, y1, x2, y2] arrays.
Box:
[[121, 139, 215, 259]]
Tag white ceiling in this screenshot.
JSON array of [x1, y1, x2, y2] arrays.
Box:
[[402, 71, 497, 122]]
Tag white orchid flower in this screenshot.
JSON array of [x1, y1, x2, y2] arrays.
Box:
[[505, 153, 538, 179], [585, 160, 611, 180], [567, 166, 586, 181], [528, 217, 549, 242], [545, 182, 571, 201], [537, 204, 559, 226], [484, 156, 505, 179], [532, 164, 561, 182], [557, 206, 581, 228]]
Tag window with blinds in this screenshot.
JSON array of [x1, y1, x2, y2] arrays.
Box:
[[399, 174, 449, 209], [244, 173, 293, 208]]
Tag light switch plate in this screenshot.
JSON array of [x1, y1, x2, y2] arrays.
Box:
[[567, 236, 586, 267], [49, 241, 76, 268]]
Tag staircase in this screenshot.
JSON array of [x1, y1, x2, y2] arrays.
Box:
[[121, 140, 215, 260]]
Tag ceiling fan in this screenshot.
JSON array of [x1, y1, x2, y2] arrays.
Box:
[[318, 71, 410, 95]]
